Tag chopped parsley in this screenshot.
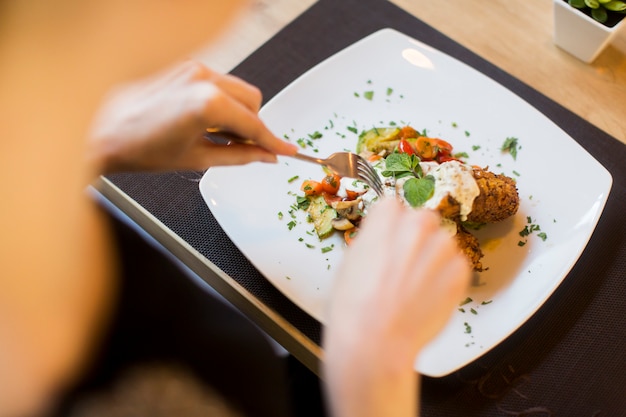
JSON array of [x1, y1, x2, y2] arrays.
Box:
[[308, 131, 323, 140], [364, 91, 374, 100], [501, 137, 520, 160], [518, 217, 547, 246], [287, 175, 300, 183], [321, 245, 334, 253], [287, 220, 297, 230], [464, 322, 472, 334], [460, 297, 473, 306]]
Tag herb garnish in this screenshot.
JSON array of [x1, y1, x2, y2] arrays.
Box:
[[518, 216, 547, 246], [501, 137, 520, 160], [321, 245, 334, 253], [308, 131, 323, 140], [460, 297, 473, 306], [381, 153, 422, 178], [403, 176, 435, 208]]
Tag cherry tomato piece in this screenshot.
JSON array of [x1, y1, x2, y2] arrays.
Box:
[[431, 138, 453, 155], [321, 174, 341, 195], [323, 191, 343, 205], [301, 180, 323, 196], [345, 189, 360, 201], [344, 227, 359, 245], [415, 137, 437, 160], [399, 125, 418, 139], [398, 138, 415, 155]]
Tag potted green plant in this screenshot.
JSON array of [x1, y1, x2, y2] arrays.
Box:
[[553, 0, 626, 62]]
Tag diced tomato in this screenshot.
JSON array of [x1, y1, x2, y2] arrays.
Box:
[[345, 189, 360, 201], [301, 180, 323, 196], [415, 137, 437, 160], [322, 191, 342, 205], [431, 138, 453, 155], [344, 227, 359, 245], [321, 174, 341, 194], [436, 154, 458, 163], [399, 126, 418, 139], [415, 137, 454, 161], [398, 138, 415, 155]]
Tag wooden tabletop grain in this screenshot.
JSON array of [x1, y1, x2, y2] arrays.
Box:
[[197, 0, 625, 144]]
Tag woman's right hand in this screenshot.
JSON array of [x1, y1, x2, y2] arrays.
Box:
[[88, 60, 297, 175]]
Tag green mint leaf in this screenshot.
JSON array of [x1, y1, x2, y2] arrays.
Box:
[[403, 176, 435, 208], [381, 153, 422, 177]]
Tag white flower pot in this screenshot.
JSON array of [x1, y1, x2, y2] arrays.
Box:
[[553, 0, 625, 62]]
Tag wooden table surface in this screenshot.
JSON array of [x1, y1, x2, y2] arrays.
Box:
[[198, 0, 625, 145]]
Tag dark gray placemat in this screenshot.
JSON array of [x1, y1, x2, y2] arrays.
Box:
[[108, 0, 626, 414]]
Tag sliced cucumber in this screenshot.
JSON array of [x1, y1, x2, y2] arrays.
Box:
[[307, 195, 337, 239], [356, 127, 401, 154]]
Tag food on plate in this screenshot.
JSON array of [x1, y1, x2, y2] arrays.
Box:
[[467, 168, 519, 223], [297, 126, 520, 271]]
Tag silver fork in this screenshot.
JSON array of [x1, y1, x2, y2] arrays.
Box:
[[291, 152, 384, 197], [204, 130, 384, 196]]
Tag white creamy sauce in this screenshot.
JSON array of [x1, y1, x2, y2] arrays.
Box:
[[421, 160, 479, 221], [347, 158, 479, 227], [337, 177, 369, 199], [366, 158, 479, 223]]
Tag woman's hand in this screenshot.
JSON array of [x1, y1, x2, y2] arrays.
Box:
[[88, 60, 297, 175], [322, 198, 472, 417]]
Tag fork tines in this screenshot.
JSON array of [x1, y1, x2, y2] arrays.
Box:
[[356, 158, 384, 196]]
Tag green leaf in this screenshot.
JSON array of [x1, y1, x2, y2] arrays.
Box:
[[501, 137, 519, 160], [381, 152, 422, 177], [569, 0, 587, 8], [403, 176, 435, 207], [592, 6, 608, 21], [605, 0, 626, 11]]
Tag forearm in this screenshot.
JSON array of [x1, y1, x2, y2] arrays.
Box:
[[324, 346, 420, 417], [0, 195, 116, 416]]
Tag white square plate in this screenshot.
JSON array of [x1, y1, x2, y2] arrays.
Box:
[[199, 28, 612, 376]]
